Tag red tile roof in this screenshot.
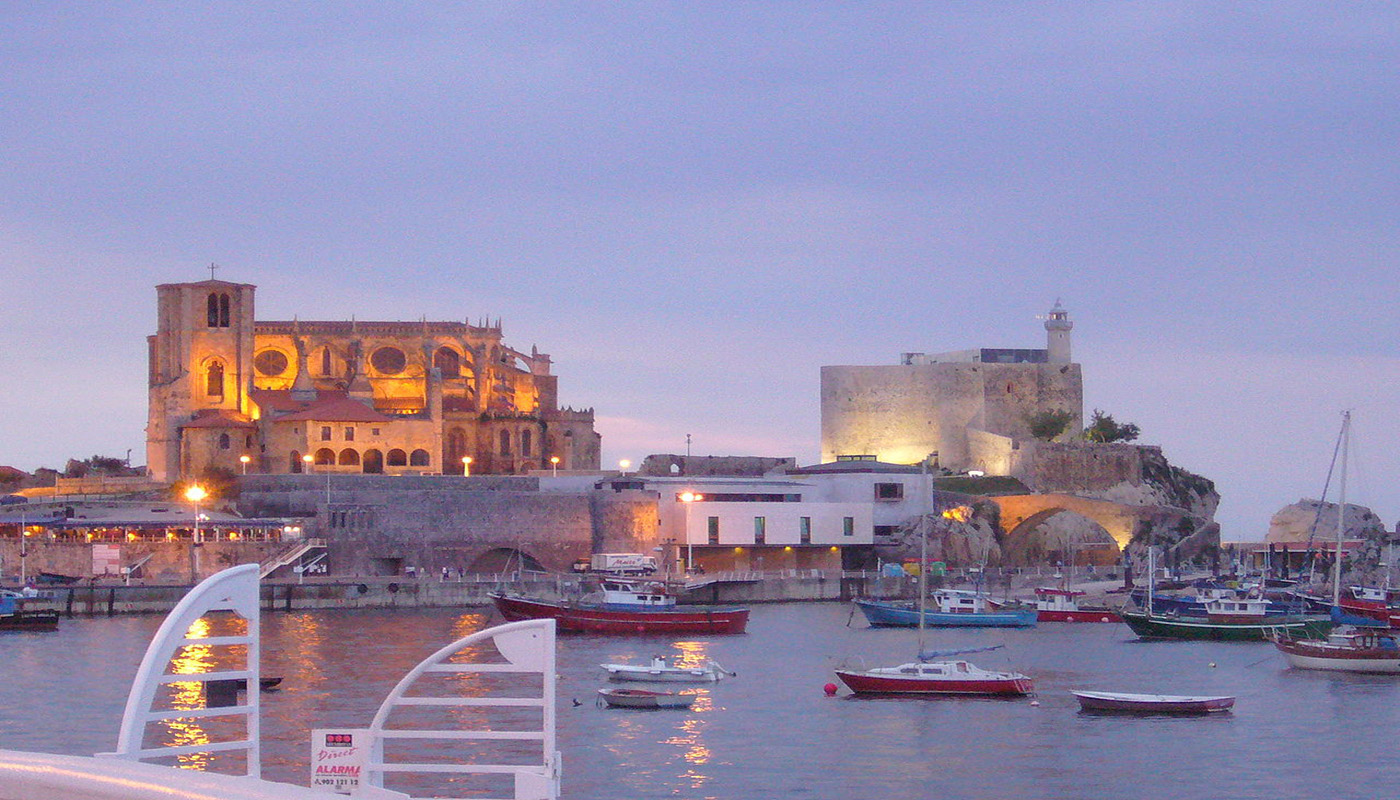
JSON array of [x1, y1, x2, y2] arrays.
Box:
[[183, 409, 258, 429]]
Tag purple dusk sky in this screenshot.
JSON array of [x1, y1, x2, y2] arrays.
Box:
[[2, 4, 1396, 541]]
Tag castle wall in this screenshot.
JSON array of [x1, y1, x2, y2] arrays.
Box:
[[1024, 442, 1145, 493], [821, 362, 1082, 471]]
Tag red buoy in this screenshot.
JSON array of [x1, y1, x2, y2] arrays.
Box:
[[823, 682, 838, 696]]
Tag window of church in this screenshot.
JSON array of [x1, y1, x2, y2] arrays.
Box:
[[206, 363, 224, 399], [255, 349, 288, 376], [499, 430, 512, 455], [321, 426, 332, 441], [219, 293, 230, 327], [207, 294, 220, 327], [218, 433, 230, 450], [320, 347, 332, 376], [521, 430, 532, 457], [371, 346, 407, 375], [434, 347, 461, 378]]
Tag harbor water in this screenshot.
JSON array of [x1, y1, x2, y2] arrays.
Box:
[[2, 601, 1396, 800]]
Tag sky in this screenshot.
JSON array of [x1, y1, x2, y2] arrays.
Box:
[[2, 4, 1396, 541]]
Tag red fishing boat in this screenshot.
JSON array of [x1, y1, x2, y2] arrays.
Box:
[[1034, 588, 1123, 623], [1337, 586, 1400, 628], [490, 578, 749, 635]]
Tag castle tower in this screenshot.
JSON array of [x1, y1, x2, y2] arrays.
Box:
[[1044, 299, 1073, 364], [146, 278, 257, 482]]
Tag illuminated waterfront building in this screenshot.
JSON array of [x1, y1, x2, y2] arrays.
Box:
[[146, 278, 600, 483]]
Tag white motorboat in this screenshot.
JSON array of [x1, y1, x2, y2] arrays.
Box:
[[600, 656, 733, 683]]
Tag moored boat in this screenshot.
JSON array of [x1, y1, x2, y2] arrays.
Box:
[[1336, 586, 1400, 629], [835, 647, 1033, 696], [601, 656, 733, 683], [491, 578, 749, 635], [1034, 588, 1122, 623], [1070, 690, 1234, 714], [1121, 608, 1331, 641], [596, 687, 697, 709], [1273, 626, 1400, 673], [855, 590, 1037, 628], [0, 595, 58, 633]]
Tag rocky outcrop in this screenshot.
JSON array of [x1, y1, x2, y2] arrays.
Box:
[[1267, 500, 1385, 544]]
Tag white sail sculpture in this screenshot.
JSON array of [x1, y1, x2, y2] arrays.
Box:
[[362, 618, 561, 800], [98, 563, 264, 775]]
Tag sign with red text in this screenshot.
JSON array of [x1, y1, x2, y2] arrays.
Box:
[[311, 729, 369, 794]]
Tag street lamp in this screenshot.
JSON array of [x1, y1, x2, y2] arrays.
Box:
[[462, 456, 472, 477], [550, 456, 559, 477], [239, 454, 251, 474], [680, 491, 703, 573], [185, 484, 208, 583], [619, 459, 631, 475]]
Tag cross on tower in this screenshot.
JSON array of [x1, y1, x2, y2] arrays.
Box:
[[208, 263, 220, 281]]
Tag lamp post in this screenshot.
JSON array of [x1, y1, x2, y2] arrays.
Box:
[[462, 456, 472, 477], [680, 491, 703, 573], [239, 454, 251, 475], [185, 484, 208, 583], [619, 459, 631, 476], [18, 509, 27, 586], [550, 456, 559, 477]]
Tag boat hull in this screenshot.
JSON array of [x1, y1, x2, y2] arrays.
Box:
[[1274, 640, 1400, 673], [0, 610, 59, 632], [854, 599, 1037, 628], [1122, 611, 1331, 641], [835, 669, 1033, 696], [597, 689, 696, 709], [491, 593, 749, 634], [603, 666, 723, 683], [1037, 608, 1122, 623], [1071, 690, 1234, 714]]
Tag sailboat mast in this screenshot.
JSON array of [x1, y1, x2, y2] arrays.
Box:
[[1332, 411, 1351, 609], [918, 513, 928, 651]]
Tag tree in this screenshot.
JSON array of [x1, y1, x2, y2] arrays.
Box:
[[1026, 409, 1075, 441], [1083, 409, 1141, 443]]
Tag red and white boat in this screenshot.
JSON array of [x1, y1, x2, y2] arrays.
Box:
[[1034, 588, 1122, 623], [1071, 690, 1234, 714], [1337, 586, 1400, 629], [1273, 626, 1400, 673], [490, 578, 749, 635], [834, 645, 1034, 696]]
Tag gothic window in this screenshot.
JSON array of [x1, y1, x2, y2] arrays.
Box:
[[499, 430, 512, 456], [387, 449, 408, 467], [445, 428, 467, 466], [521, 430, 532, 457], [254, 350, 288, 377], [219, 293, 230, 327], [320, 347, 333, 376], [206, 362, 225, 399], [434, 347, 461, 378], [409, 449, 430, 467], [218, 433, 230, 450]]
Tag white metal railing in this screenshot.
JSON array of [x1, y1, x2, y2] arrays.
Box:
[[259, 538, 327, 579]]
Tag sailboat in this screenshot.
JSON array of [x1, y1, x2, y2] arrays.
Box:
[[835, 512, 1034, 696]]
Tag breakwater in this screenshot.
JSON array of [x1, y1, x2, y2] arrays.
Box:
[[24, 571, 923, 616]]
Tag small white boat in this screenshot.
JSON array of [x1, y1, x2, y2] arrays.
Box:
[[600, 656, 733, 683], [1071, 690, 1234, 714], [597, 688, 697, 709]]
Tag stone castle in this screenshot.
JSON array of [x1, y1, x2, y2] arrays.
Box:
[[821, 301, 1082, 475], [146, 277, 601, 483]]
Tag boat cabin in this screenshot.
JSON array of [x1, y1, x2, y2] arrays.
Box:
[[598, 580, 678, 609], [1034, 588, 1085, 613], [933, 590, 991, 615], [1203, 596, 1270, 622], [897, 661, 973, 677]]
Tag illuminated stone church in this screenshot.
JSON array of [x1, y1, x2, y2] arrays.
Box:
[[146, 277, 600, 483]]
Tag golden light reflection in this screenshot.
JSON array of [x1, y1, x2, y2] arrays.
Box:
[[164, 616, 216, 770], [942, 506, 973, 523]]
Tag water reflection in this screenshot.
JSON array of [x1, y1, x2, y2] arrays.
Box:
[[163, 616, 215, 769]]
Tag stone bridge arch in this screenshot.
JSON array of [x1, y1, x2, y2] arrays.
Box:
[[988, 494, 1145, 565]]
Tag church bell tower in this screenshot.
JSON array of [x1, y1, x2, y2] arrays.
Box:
[[1044, 300, 1072, 364]]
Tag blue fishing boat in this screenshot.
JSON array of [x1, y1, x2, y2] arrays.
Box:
[[854, 589, 1037, 628]]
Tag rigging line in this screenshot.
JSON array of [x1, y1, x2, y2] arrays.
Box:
[[1300, 413, 1347, 575]]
